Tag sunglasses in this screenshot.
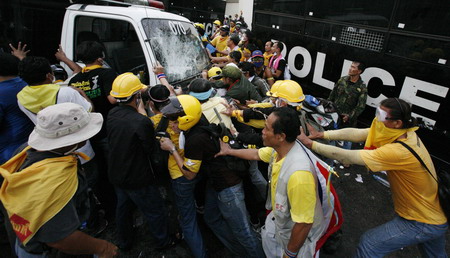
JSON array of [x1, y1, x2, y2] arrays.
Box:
[[375, 107, 395, 122]]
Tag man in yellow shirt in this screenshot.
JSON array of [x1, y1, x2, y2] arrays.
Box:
[[210, 25, 230, 57], [298, 98, 448, 257], [216, 107, 325, 258]]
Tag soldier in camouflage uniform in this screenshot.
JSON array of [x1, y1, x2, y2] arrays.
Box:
[[329, 61, 367, 128], [328, 61, 367, 151]]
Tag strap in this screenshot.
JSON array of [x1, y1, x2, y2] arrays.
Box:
[[394, 140, 438, 182]]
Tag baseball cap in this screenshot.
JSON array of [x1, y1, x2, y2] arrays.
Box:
[[252, 50, 263, 58]]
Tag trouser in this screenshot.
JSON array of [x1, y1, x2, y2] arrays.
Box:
[[355, 215, 448, 258], [203, 182, 264, 258], [171, 176, 207, 258], [114, 185, 170, 248]]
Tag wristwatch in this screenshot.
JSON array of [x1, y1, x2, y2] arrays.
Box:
[[169, 147, 176, 154]]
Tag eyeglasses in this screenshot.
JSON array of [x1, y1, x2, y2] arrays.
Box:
[[375, 107, 395, 122]]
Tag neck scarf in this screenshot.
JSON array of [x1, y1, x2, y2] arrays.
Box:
[[81, 65, 102, 73], [364, 117, 418, 150], [269, 53, 282, 71]]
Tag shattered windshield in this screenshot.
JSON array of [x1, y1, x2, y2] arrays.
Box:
[[142, 19, 209, 83]]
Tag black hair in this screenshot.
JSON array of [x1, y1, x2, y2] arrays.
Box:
[[76, 41, 105, 64], [244, 30, 253, 42], [229, 51, 242, 63], [354, 61, 366, 73], [247, 43, 258, 54], [76, 31, 100, 46], [19, 56, 52, 85], [230, 35, 240, 46], [189, 78, 212, 93], [380, 98, 417, 128], [275, 41, 284, 52], [271, 107, 300, 143], [238, 62, 255, 77], [0, 53, 20, 76], [147, 84, 171, 111], [51, 64, 68, 81]]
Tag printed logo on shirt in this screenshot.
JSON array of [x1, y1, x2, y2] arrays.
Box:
[[10, 214, 32, 242]]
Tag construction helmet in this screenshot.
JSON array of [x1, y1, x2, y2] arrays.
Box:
[[111, 72, 147, 102], [266, 80, 305, 103], [161, 95, 202, 131], [208, 67, 222, 79], [194, 23, 205, 30], [213, 20, 221, 26]]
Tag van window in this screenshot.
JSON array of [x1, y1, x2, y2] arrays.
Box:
[[142, 19, 209, 83], [74, 16, 147, 80]]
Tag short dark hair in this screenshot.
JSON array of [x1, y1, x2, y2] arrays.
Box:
[[275, 41, 284, 52], [19, 56, 52, 85], [238, 62, 255, 77], [230, 35, 240, 45], [76, 41, 105, 64], [189, 78, 212, 93], [0, 53, 20, 76], [271, 107, 300, 143], [229, 51, 242, 63], [380, 98, 416, 129], [354, 61, 366, 73]]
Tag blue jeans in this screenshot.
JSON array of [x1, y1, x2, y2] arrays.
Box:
[[355, 215, 448, 258], [248, 160, 267, 200], [172, 176, 207, 258], [204, 182, 264, 258], [114, 185, 170, 248]]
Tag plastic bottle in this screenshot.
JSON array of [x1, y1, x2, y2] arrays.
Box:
[[373, 174, 390, 188]]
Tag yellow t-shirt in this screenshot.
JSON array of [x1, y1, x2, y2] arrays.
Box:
[[359, 131, 446, 225], [150, 114, 184, 180], [258, 147, 316, 223], [211, 35, 229, 57], [263, 52, 273, 67]]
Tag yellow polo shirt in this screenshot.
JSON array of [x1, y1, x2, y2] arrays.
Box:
[[211, 35, 229, 57], [360, 131, 446, 225], [259, 147, 316, 223]]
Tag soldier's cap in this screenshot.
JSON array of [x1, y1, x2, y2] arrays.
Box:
[[219, 65, 242, 80]]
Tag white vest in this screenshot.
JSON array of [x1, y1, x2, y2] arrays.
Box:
[[266, 142, 326, 256]]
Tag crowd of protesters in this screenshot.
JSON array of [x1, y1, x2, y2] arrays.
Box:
[[0, 11, 448, 258]]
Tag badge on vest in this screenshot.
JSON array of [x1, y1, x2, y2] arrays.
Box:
[[275, 203, 287, 212]]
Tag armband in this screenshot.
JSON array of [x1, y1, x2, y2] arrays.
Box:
[[157, 73, 167, 79]]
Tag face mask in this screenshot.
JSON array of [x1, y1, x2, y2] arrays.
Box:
[[364, 117, 418, 149], [375, 107, 391, 122], [135, 92, 142, 107]]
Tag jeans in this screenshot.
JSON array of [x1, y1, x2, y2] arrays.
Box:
[[172, 176, 207, 258], [114, 185, 170, 248], [355, 215, 448, 258], [248, 160, 268, 200], [204, 182, 264, 258], [15, 239, 48, 258]]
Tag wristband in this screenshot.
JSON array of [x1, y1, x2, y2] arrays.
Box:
[[267, 77, 274, 81], [284, 249, 298, 258], [157, 73, 166, 79], [169, 147, 176, 154]]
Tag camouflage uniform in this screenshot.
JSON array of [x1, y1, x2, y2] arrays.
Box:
[[329, 75, 367, 127]]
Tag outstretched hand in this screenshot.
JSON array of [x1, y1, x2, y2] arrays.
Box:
[[9, 42, 29, 60], [297, 127, 314, 149], [214, 140, 232, 158], [152, 61, 165, 75], [305, 123, 324, 140]]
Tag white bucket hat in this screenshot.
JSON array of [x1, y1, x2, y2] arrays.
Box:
[[28, 103, 103, 151]]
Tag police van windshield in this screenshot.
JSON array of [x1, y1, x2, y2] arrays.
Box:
[[142, 19, 209, 83]]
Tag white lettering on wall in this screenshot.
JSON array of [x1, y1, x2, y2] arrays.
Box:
[[288, 46, 312, 78], [312, 52, 334, 90], [361, 67, 396, 107], [399, 77, 449, 125]]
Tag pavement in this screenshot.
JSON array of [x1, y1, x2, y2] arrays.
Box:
[[1, 160, 449, 257]]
